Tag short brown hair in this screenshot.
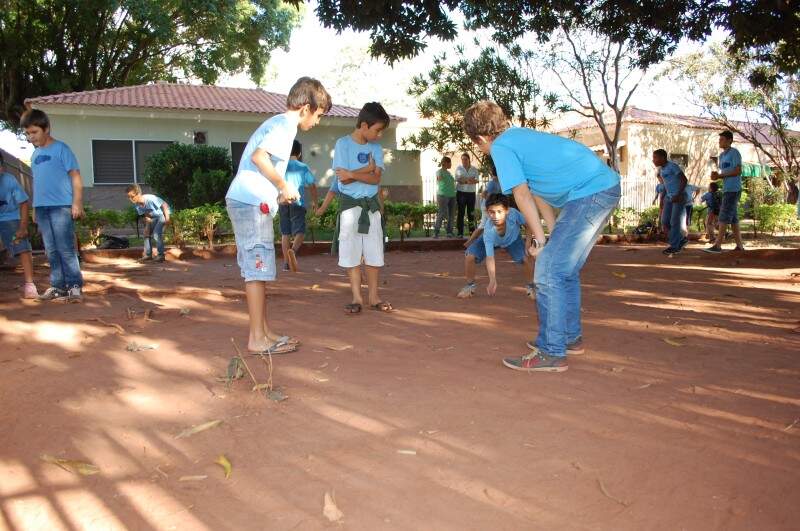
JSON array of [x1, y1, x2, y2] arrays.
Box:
[[463, 101, 510, 140], [20, 109, 50, 130], [287, 77, 332, 114], [356, 102, 390, 129], [126, 184, 142, 195], [719, 130, 734, 140]]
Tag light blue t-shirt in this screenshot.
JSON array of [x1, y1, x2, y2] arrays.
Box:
[[659, 161, 685, 199], [135, 194, 166, 217], [483, 207, 525, 257], [330, 135, 384, 199], [0, 172, 29, 221], [655, 183, 665, 196], [485, 178, 501, 196], [719, 147, 742, 192], [30, 140, 79, 207], [226, 113, 297, 210], [285, 160, 315, 208], [684, 184, 696, 204], [490, 128, 619, 208]]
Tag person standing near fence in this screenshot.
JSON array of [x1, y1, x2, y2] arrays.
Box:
[[434, 156, 456, 238], [454, 152, 479, 237]]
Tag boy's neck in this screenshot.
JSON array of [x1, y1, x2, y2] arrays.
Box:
[[40, 135, 55, 148], [284, 109, 302, 126], [495, 220, 507, 235], [350, 130, 368, 145]]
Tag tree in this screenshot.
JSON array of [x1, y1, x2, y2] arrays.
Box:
[[405, 43, 564, 157], [0, 0, 301, 128], [548, 30, 643, 172], [305, 1, 800, 76], [665, 45, 800, 191]]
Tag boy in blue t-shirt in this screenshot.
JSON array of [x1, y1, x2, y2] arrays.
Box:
[[0, 153, 38, 298], [705, 130, 745, 253], [316, 102, 392, 314], [126, 185, 170, 262], [457, 194, 534, 300], [652, 149, 689, 255], [21, 109, 85, 302], [279, 140, 317, 272], [700, 181, 721, 240], [463, 101, 620, 372], [225, 77, 331, 354]]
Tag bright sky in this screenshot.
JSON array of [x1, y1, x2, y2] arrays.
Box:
[[0, 5, 722, 160]]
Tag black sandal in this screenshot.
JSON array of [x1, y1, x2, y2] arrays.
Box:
[[370, 301, 394, 312], [344, 303, 362, 314]]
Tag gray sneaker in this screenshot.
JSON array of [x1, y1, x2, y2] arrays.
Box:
[[67, 285, 83, 303], [38, 287, 67, 301], [526, 337, 585, 355], [457, 281, 477, 298], [525, 282, 535, 300]]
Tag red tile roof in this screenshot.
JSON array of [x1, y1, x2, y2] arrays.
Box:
[[25, 83, 405, 121]]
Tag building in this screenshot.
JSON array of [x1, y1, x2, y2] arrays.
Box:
[[554, 106, 776, 211], [24, 83, 421, 210]]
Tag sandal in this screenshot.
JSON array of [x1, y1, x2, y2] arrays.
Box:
[[344, 303, 362, 314], [250, 337, 298, 356], [271, 335, 300, 346], [369, 301, 394, 312]]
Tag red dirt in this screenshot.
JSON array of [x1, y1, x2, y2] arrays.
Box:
[[1, 243, 799, 530]]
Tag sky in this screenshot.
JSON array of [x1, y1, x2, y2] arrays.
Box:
[[0, 5, 722, 160]]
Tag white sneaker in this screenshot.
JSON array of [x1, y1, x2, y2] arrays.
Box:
[[38, 287, 67, 301], [67, 285, 83, 303]]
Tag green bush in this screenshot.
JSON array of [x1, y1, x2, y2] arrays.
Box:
[[76, 207, 125, 245], [169, 204, 230, 247], [639, 206, 661, 225], [188, 168, 232, 207], [755, 203, 800, 235], [609, 207, 639, 234], [144, 144, 232, 209], [384, 201, 438, 239]]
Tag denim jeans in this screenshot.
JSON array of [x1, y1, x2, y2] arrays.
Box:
[[533, 184, 620, 357], [144, 215, 165, 257], [434, 195, 455, 236], [661, 198, 686, 249], [35, 206, 83, 289]]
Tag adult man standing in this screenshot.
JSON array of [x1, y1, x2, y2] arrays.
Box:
[[704, 130, 745, 253], [454, 152, 479, 237], [652, 149, 688, 256]]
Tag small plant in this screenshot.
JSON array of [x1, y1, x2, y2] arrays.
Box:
[[76, 207, 124, 246]]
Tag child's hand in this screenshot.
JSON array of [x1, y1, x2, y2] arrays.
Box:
[[528, 244, 543, 258], [335, 168, 355, 184], [72, 203, 85, 219], [163, 216, 170, 224], [315, 207, 325, 217], [279, 184, 300, 204], [487, 279, 497, 296], [14, 225, 28, 242]]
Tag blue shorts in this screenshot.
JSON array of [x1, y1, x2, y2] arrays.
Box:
[[466, 234, 526, 265], [278, 203, 307, 236], [719, 191, 741, 224], [0, 219, 32, 256], [226, 199, 276, 282]]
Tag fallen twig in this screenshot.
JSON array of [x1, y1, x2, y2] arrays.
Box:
[[85, 318, 125, 334], [597, 478, 630, 507]]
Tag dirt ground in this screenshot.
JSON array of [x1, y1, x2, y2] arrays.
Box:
[[1, 242, 799, 531]]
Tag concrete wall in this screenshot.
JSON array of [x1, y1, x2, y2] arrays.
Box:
[[34, 105, 421, 209]]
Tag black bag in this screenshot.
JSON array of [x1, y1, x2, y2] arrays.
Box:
[[97, 234, 130, 249]]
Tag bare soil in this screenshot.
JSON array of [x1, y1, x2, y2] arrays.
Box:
[[1, 242, 799, 530]]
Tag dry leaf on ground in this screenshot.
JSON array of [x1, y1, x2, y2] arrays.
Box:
[[126, 342, 159, 352], [612, 272, 626, 279], [174, 419, 223, 439], [323, 491, 344, 522], [663, 336, 687, 347], [178, 475, 208, 482], [40, 454, 100, 476], [326, 344, 353, 351], [215, 455, 232, 479], [396, 449, 417, 455]]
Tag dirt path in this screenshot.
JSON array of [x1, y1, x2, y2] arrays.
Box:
[[1, 244, 799, 530]]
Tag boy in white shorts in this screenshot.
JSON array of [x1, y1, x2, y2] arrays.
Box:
[[316, 102, 392, 314]]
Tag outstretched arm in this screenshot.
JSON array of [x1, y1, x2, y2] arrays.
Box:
[[315, 189, 336, 217], [486, 256, 497, 296]]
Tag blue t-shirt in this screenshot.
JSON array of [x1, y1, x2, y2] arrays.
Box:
[[659, 161, 685, 199], [485, 178, 501, 196], [655, 183, 665, 196], [30, 140, 79, 207], [0, 172, 29, 221], [483, 208, 525, 257], [700, 191, 720, 211], [285, 160, 315, 208], [226, 113, 298, 210], [330, 135, 385, 199], [490, 128, 619, 208], [135, 194, 166, 217], [719, 147, 742, 192], [684, 184, 696, 204]]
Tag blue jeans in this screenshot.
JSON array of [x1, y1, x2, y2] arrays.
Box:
[[533, 184, 620, 357], [662, 196, 687, 249], [144, 215, 165, 257], [36, 206, 83, 289]]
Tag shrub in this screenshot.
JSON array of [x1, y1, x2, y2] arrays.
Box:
[[609, 207, 639, 234], [144, 144, 232, 209], [188, 168, 232, 206], [639, 206, 661, 225], [169, 204, 230, 247], [755, 203, 800, 235], [76, 208, 125, 245]]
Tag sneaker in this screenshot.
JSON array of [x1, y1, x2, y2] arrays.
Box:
[[67, 285, 83, 303], [457, 281, 477, 298], [23, 282, 39, 299], [662, 247, 680, 256], [503, 349, 568, 372], [154, 255, 165, 263], [138, 255, 153, 263], [38, 287, 67, 301], [679, 237, 688, 250], [282, 262, 290, 271], [702, 246, 722, 254], [526, 337, 584, 355], [525, 282, 535, 300]]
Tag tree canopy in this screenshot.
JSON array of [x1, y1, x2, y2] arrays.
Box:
[[304, 1, 799, 75], [0, 0, 301, 128]]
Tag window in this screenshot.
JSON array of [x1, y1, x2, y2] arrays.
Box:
[[92, 140, 134, 184], [92, 140, 172, 184], [669, 153, 688, 170], [231, 142, 247, 174]]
